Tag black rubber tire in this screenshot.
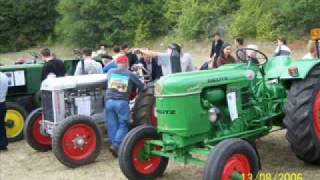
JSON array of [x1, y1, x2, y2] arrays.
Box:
[[132, 85, 156, 127], [203, 138, 260, 180], [15, 95, 35, 113], [24, 108, 52, 152], [33, 90, 42, 108], [5, 102, 28, 142], [284, 65, 320, 164], [52, 115, 102, 168], [119, 125, 169, 180]]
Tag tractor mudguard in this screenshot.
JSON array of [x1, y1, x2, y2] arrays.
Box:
[[280, 60, 320, 79], [264, 56, 320, 80]]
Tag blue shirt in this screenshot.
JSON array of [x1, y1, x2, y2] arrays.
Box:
[[103, 62, 117, 74], [106, 68, 144, 101], [0, 72, 9, 103]]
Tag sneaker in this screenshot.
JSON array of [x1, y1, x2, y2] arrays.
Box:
[[109, 145, 119, 158]]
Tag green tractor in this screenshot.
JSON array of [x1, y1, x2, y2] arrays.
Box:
[[0, 57, 80, 142], [118, 31, 320, 180]]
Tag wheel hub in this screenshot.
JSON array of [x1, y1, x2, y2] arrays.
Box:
[[62, 123, 97, 161], [5, 120, 14, 128], [73, 135, 87, 149]]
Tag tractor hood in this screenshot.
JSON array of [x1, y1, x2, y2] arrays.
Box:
[[156, 64, 252, 96], [41, 74, 107, 91]]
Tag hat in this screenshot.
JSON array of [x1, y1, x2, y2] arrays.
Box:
[[247, 44, 259, 50], [116, 55, 128, 64]]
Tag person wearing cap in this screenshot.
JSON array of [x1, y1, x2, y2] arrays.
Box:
[[105, 55, 144, 157], [74, 48, 103, 75], [102, 54, 117, 74], [246, 44, 260, 64], [0, 72, 9, 151], [137, 43, 194, 76], [213, 43, 236, 68]]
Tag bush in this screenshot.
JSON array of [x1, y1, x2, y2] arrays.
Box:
[[0, 0, 59, 53], [56, 0, 167, 48], [230, 0, 320, 40]]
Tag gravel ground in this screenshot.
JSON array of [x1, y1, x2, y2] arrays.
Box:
[[1, 130, 320, 180]]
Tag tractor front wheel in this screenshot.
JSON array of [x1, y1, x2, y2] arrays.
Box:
[[203, 138, 260, 180], [24, 108, 52, 151], [119, 125, 168, 180], [5, 102, 27, 142], [52, 115, 102, 168], [284, 65, 320, 163]]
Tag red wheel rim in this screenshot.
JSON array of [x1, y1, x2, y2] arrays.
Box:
[[133, 138, 161, 175], [151, 105, 157, 127], [62, 123, 97, 161], [313, 91, 320, 138], [32, 114, 51, 146], [222, 154, 251, 180]]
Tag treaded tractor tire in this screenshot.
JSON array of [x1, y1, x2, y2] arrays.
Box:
[[203, 138, 260, 180], [5, 102, 28, 142], [132, 85, 157, 127], [24, 108, 52, 152], [52, 115, 102, 168], [119, 125, 169, 180], [284, 65, 320, 164]]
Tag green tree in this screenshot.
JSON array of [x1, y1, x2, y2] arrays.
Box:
[[56, 0, 167, 48], [0, 0, 59, 52]]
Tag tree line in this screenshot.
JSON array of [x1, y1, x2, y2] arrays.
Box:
[[0, 0, 319, 53]]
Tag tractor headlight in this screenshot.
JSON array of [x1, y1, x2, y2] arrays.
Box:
[[288, 67, 299, 77], [155, 83, 163, 95], [208, 107, 221, 123], [246, 70, 256, 80]]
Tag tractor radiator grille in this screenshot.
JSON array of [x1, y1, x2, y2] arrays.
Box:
[[241, 87, 251, 109], [41, 90, 54, 122]]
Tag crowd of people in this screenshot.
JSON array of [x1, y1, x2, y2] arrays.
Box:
[[0, 33, 318, 154]]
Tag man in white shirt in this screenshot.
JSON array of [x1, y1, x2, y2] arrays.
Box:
[[74, 48, 103, 75], [0, 72, 9, 151], [137, 43, 194, 76]]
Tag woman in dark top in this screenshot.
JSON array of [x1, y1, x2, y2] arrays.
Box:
[[213, 43, 236, 68]]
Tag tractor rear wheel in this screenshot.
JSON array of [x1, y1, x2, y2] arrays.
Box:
[[284, 66, 320, 164], [119, 125, 168, 180], [24, 108, 52, 151], [132, 85, 157, 127], [5, 102, 27, 142], [203, 138, 260, 180], [52, 115, 102, 168]]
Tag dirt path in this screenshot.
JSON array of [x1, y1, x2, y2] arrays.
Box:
[[1, 130, 320, 180]]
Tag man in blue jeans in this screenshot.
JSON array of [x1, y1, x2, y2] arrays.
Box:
[[0, 72, 9, 151], [105, 55, 144, 157]]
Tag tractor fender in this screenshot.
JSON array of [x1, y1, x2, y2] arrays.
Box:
[[279, 60, 320, 80]]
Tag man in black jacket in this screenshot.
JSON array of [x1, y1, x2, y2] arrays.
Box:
[[121, 44, 139, 69], [210, 33, 224, 60], [139, 54, 163, 81], [40, 48, 66, 80]]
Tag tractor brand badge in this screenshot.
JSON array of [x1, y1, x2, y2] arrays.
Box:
[[157, 109, 176, 115], [208, 77, 228, 83]]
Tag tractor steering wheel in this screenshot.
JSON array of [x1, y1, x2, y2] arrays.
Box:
[[236, 48, 268, 66]]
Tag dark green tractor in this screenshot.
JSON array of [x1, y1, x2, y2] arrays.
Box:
[[0, 57, 80, 142], [118, 31, 320, 180]]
